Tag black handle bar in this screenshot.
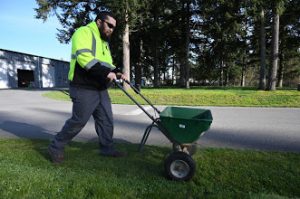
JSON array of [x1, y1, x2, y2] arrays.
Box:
[[113, 79, 160, 121]]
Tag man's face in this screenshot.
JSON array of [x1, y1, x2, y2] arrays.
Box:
[[97, 16, 116, 42]]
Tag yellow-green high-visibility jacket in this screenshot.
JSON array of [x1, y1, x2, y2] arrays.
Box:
[[69, 21, 116, 90]]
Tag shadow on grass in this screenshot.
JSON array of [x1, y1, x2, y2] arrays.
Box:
[[4, 138, 169, 180], [0, 121, 165, 180], [0, 120, 54, 161], [60, 141, 169, 179]]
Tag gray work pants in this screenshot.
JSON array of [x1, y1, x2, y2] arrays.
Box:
[[49, 86, 114, 153]]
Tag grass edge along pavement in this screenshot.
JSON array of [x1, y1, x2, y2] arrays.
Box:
[[0, 139, 299, 198], [42, 87, 300, 107]]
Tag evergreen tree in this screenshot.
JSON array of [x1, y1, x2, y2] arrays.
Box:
[[277, 0, 300, 87], [34, 0, 300, 88], [195, 0, 248, 86], [35, 0, 144, 89], [267, 0, 286, 91]]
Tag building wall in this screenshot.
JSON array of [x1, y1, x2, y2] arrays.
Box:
[[0, 49, 69, 89]]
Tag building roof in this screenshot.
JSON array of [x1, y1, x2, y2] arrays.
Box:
[[0, 48, 69, 63]]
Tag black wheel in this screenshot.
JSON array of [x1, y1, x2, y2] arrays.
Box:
[[164, 151, 196, 181]]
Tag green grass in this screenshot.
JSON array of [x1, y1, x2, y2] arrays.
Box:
[[43, 87, 300, 107], [0, 139, 299, 199]]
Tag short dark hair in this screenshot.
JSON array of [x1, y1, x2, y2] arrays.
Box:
[[95, 11, 115, 22]]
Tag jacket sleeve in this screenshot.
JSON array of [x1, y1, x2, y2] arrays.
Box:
[[112, 66, 122, 74]]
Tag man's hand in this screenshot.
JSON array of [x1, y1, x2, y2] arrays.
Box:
[[107, 72, 117, 82], [116, 72, 128, 81]]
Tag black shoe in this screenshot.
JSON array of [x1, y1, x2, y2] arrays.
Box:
[[48, 147, 64, 164], [100, 150, 127, 158]]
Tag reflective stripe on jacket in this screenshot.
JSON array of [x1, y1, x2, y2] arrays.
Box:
[[68, 21, 115, 90]]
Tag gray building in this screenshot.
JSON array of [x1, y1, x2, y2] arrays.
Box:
[[0, 48, 69, 89]]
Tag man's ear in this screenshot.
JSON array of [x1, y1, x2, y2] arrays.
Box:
[[96, 19, 101, 27]]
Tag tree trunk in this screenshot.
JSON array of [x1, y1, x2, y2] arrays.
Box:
[[241, 70, 246, 87], [178, 0, 191, 88], [123, 9, 130, 90], [241, 59, 246, 87], [153, 42, 159, 87], [267, 8, 280, 91], [277, 53, 284, 88], [179, 55, 186, 87], [179, 1, 185, 87], [298, 75, 300, 91], [153, 5, 160, 87], [224, 66, 229, 87], [184, 0, 191, 89], [219, 60, 224, 86], [135, 38, 143, 88], [259, 8, 266, 90], [172, 56, 176, 85]]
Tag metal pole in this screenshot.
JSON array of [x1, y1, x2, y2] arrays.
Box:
[[114, 80, 156, 122], [124, 80, 161, 114]]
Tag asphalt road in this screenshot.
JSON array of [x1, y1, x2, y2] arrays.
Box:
[[0, 89, 299, 152]]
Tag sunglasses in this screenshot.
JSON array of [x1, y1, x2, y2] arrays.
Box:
[[102, 20, 115, 30]]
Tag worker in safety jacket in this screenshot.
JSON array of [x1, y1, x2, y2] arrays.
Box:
[[48, 11, 127, 164]]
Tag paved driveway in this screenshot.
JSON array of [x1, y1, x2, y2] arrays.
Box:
[[0, 89, 300, 152]]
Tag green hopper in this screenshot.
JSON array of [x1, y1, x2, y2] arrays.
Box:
[[160, 106, 213, 144]]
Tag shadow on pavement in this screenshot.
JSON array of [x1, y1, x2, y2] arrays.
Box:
[[0, 121, 53, 140], [0, 121, 54, 160], [199, 128, 300, 153]]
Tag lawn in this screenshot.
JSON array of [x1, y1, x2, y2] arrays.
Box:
[[43, 87, 300, 107], [0, 139, 299, 199], [6, 87, 299, 198]]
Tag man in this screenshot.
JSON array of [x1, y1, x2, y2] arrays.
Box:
[[48, 11, 127, 164]]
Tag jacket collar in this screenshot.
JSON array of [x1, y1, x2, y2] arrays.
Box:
[[87, 21, 100, 39]]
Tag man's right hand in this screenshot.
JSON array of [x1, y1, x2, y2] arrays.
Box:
[[107, 72, 117, 82], [116, 72, 128, 81]]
